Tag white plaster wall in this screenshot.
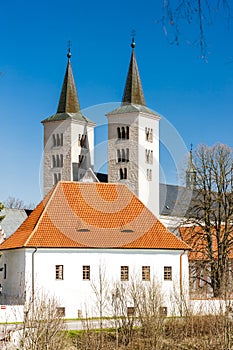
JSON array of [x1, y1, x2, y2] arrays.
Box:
[[0, 249, 25, 302], [138, 113, 160, 217], [22, 248, 188, 318], [70, 120, 95, 168]]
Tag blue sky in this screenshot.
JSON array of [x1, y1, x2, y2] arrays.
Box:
[[0, 0, 233, 206]]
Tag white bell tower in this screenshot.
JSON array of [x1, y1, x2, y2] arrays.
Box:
[[107, 38, 160, 217], [42, 49, 96, 196]]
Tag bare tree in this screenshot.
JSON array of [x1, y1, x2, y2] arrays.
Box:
[[111, 282, 135, 348], [4, 196, 35, 210], [91, 264, 110, 348], [19, 291, 69, 350], [181, 143, 233, 298], [130, 278, 165, 350], [160, 0, 232, 60]]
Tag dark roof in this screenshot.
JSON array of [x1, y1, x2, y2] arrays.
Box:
[[122, 45, 146, 106], [1, 208, 30, 239], [107, 103, 159, 118], [41, 112, 95, 124], [57, 56, 80, 113], [41, 54, 95, 125], [160, 183, 193, 217], [96, 172, 108, 182]]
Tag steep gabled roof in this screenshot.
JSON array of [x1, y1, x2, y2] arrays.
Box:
[[0, 182, 189, 250]]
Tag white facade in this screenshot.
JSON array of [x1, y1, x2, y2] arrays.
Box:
[[0, 247, 189, 320], [107, 109, 160, 217]]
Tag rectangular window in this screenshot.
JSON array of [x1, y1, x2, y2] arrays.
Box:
[[145, 128, 153, 142], [127, 307, 135, 316], [121, 266, 129, 281], [159, 306, 168, 316], [83, 265, 90, 280], [142, 266, 150, 281], [164, 266, 172, 281], [54, 173, 61, 185], [147, 169, 152, 181], [60, 133, 63, 147], [4, 264, 6, 280], [56, 307, 65, 317], [55, 265, 64, 280]]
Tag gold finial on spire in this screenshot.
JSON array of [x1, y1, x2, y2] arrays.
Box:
[[67, 40, 72, 59], [131, 29, 136, 49]]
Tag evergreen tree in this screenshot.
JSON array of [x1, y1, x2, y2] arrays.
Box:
[[0, 202, 5, 223]]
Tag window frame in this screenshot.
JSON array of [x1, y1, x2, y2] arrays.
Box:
[[55, 265, 64, 280], [142, 266, 150, 281], [121, 266, 129, 281], [164, 266, 172, 281], [83, 265, 90, 281]]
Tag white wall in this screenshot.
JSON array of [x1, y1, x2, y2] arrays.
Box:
[[22, 248, 188, 318], [138, 113, 160, 217], [0, 249, 25, 303]]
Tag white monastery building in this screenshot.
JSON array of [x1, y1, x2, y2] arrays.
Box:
[[0, 39, 192, 320]]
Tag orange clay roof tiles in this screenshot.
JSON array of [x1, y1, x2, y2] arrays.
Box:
[[0, 182, 189, 250], [179, 226, 233, 260]]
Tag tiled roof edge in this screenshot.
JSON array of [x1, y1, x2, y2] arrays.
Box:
[[24, 184, 58, 246]]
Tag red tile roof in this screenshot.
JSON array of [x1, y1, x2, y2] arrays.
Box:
[[179, 226, 233, 260], [0, 182, 189, 250]]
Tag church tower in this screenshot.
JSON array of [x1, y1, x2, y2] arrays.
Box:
[[106, 39, 160, 217], [186, 146, 197, 190], [42, 49, 96, 196]]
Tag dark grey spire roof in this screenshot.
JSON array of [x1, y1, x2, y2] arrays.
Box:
[[57, 51, 80, 113], [122, 39, 146, 106]]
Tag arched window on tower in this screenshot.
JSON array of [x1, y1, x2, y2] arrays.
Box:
[[56, 154, 60, 167], [52, 155, 56, 168], [126, 126, 129, 139], [117, 149, 121, 163], [120, 168, 127, 180], [53, 134, 56, 147], [60, 154, 63, 167], [117, 126, 129, 140], [117, 127, 121, 139], [121, 149, 126, 162], [120, 168, 123, 179], [147, 169, 152, 181], [52, 154, 64, 168], [150, 150, 153, 164], [126, 148, 129, 162], [121, 127, 126, 140], [56, 134, 60, 146], [54, 173, 61, 185], [145, 128, 153, 143]]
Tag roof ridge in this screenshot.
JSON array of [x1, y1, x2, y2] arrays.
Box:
[[24, 184, 59, 246]]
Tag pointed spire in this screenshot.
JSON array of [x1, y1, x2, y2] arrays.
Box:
[[122, 37, 146, 106], [186, 144, 197, 189], [57, 48, 80, 113]]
